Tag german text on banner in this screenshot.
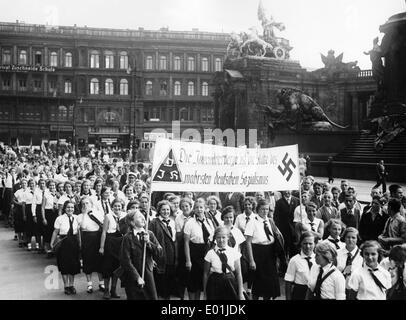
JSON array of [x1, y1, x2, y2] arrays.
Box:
[[150, 138, 300, 192]]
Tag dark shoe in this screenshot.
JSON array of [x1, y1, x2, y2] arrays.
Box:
[[103, 291, 111, 300], [14, 235, 18, 241], [69, 286, 77, 294], [99, 284, 105, 292], [110, 290, 120, 299], [64, 287, 71, 295]]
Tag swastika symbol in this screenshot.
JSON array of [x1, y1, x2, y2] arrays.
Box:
[[278, 152, 297, 182]]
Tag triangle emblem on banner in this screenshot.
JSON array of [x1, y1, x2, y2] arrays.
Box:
[[152, 149, 182, 183]]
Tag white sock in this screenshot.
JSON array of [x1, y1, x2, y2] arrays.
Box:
[[99, 280, 104, 285], [87, 281, 92, 286]]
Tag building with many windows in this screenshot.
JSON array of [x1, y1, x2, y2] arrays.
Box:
[[0, 22, 228, 152]]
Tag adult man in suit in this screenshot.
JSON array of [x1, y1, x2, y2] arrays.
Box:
[[310, 182, 323, 209], [373, 160, 388, 193], [340, 194, 361, 229], [120, 211, 163, 300], [219, 192, 245, 214], [273, 190, 300, 259]]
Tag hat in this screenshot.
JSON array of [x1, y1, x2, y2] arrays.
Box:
[[128, 172, 137, 178]]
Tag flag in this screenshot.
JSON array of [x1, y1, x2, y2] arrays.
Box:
[[41, 141, 47, 155], [29, 138, 33, 151], [15, 138, 19, 149]]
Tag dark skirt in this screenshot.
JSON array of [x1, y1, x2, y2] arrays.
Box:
[[2, 188, 12, 218], [35, 206, 44, 236], [57, 235, 81, 275], [206, 272, 239, 300], [25, 204, 36, 238], [154, 265, 177, 298], [101, 232, 122, 278], [187, 242, 208, 293], [176, 237, 190, 288], [13, 204, 25, 233], [81, 231, 103, 274], [292, 283, 308, 300], [252, 243, 280, 299], [43, 209, 57, 243]]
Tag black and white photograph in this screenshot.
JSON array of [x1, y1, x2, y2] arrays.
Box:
[[0, 0, 405, 305]]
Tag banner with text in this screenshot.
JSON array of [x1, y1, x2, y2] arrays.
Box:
[[150, 138, 300, 192]]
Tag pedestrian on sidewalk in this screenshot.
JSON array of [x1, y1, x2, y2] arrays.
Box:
[[326, 157, 334, 184], [373, 160, 388, 193]]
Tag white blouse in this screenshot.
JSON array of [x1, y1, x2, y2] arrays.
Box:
[[204, 246, 241, 274], [244, 215, 274, 245], [54, 214, 79, 235], [183, 217, 215, 244], [77, 210, 105, 232]]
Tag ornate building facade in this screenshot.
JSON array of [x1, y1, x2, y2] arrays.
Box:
[[0, 22, 228, 151]]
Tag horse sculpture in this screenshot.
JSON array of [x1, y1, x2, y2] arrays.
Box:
[[226, 32, 244, 58], [239, 27, 273, 57]]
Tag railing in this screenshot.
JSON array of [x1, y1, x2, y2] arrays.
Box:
[[0, 22, 230, 42], [357, 69, 373, 78]]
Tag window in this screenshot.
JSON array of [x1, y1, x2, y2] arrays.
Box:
[[119, 79, 128, 95], [215, 58, 222, 71], [201, 57, 208, 71], [174, 56, 181, 71], [64, 80, 72, 94], [105, 51, 114, 69], [50, 52, 58, 67], [19, 50, 27, 65], [2, 78, 11, 90], [65, 52, 72, 67], [33, 80, 42, 91], [159, 56, 167, 70], [187, 57, 195, 71], [90, 78, 99, 95], [49, 80, 57, 94], [145, 81, 153, 95], [105, 78, 114, 95], [119, 51, 128, 69], [180, 108, 188, 121], [207, 107, 214, 122], [160, 81, 167, 96], [202, 82, 209, 96], [187, 81, 194, 96], [145, 56, 153, 70], [2, 50, 11, 64], [35, 51, 42, 65], [174, 81, 181, 96], [18, 78, 27, 91], [59, 106, 68, 121], [90, 51, 100, 68]]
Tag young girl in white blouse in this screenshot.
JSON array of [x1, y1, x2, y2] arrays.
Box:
[[323, 219, 345, 251], [221, 206, 245, 252], [203, 226, 244, 300], [347, 240, 391, 300], [184, 200, 215, 300], [285, 232, 316, 300], [295, 202, 324, 243], [206, 195, 223, 228], [13, 178, 28, 248], [337, 228, 363, 287], [306, 241, 346, 300]]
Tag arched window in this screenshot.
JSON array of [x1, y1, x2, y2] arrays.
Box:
[[105, 51, 114, 69], [105, 78, 114, 95], [174, 81, 181, 96], [215, 58, 222, 71], [65, 52, 72, 67], [120, 79, 128, 95], [202, 82, 209, 96], [50, 52, 58, 67], [174, 56, 181, 70], [145, 56, 153, 70], [160, 81, 168, 96], [35, 51, 42, 65], [119, 51, 128, 69], [90, 78, 99, 95], [145, 81, 153, 95], [64, 80, 72, 94], [19, 50, 27, 65], [2, 49, 11, 64], [187, 81, 194, 96], [90, 50, 100, 68], [159, 55, 167, 70], [201, 57, 208, 71], [187, 57, 195, 71]]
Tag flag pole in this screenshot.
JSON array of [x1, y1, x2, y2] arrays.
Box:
[[141, 190, 152, 284], [297, 145, 304, 224]]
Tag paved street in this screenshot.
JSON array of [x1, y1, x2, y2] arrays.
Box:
[[0, 177, 404, 300]]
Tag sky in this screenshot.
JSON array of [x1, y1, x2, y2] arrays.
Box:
[[0, 0, 404, 70]]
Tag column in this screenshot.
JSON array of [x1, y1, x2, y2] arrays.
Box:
[[351, 93, 359, 131]]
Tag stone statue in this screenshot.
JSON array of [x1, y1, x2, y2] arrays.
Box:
[[364, 37, 384, 84], [227, 32, 244, 58], [257, 0, 285, 42], [320, 50, 360, 74], [261, 88, 349, 135], [240, 27, 274, 57]]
